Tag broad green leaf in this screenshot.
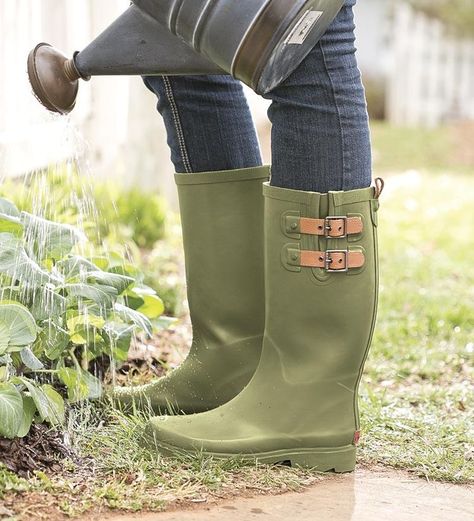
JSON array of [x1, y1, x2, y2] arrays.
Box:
[[124, 285, 159, 312], [67, 314, 105, 345], [114, 303, 153, 338], [90, 256, 109, 271], [68, 302, 109, 321], [64, 283, 117, 308], [0, 302, 37, 354], [123, 294, 145, 311], [81, 338, 107, 363], [0, 382, 23, 438], [0, 233, 21, 272], [21, 212, 85, 260], [0, 198, 20, 218], [16, 395, 36, 438], [67, 314, 105, 331], [103, 322, 134, 362], [0, 353, 12, 366], [20, 347, 44, 370], [41, 385, 65, 425], [0, 234, 59, 288], [0, 323, 10, 355], [109, 263, 139, 278], [137, 294, 165, 319], [82, 371, 102, 400], [0, 286, 21, 302], [58, 367, 88, 402], [15, 377, 50, 422], [35, 321, 69, 361], [0, 213, 23, 236], [58, 367, 101, 402], [86, 271, 134, 295], [14, 249, 61, 287], [70, 330, 104, 346], [30, 287, 67, 321], [56, 255, 100, 279], [0, 366, 9, 381], [15, 377, 63, 424]]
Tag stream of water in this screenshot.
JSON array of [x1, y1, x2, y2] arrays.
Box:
[[0, 114, 135, 397]]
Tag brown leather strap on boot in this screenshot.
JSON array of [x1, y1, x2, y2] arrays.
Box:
[[300, 249, 365, 272], [288, 215, 363, 237]]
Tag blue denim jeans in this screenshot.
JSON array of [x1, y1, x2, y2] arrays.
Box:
[[143, 0, 371, 193]]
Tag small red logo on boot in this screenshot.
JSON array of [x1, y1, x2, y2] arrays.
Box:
[[353, 431, 361, 445]]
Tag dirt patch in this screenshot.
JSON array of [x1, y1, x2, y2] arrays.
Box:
[[0, 319, 190, 481], [0, 425, 74, 477], [2, 466, 472, 521], [106, 321, 191, 388]]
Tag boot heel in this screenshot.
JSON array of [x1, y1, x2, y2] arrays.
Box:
[[289, 446, 356, 472]]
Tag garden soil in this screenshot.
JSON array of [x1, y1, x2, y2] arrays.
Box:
[[98, 468, 473, 521], [0, 425, 74, 477]]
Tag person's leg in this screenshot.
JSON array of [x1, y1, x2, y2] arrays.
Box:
[[143, 75, 262, 173], [264, 0, 371, 193], [114, 75, 268, 415], [143, 0, 383, 472]]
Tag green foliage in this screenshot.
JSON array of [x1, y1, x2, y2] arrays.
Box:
[[0, 166, 182, 317], [0, 465, 31, 499], [0, 197, 164, 439], [94, 184, 167, 249], [142, 231, 186, 317], [371, 122, 473, 173], [0, 167, 167, 250], [408, 0, 474, 36]]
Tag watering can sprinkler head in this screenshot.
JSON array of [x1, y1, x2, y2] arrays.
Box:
[[27, 0, 345, 115], [27, 43, 88, 115]]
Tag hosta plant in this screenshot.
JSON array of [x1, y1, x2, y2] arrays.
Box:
[[0, 197, 164, 439], [0, 167, 167, 249]]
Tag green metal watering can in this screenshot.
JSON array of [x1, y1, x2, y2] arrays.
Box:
[[28, 0, 344, 114]]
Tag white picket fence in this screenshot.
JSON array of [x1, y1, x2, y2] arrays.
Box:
[[387, 3, 474, 126]]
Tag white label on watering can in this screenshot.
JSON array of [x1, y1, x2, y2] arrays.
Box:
[[285, 10, 323, 45]]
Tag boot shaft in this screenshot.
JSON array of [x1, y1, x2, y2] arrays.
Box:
[[261, 181, 382, 441], [175, 167, 269, 342], [141, 180, 383, 468]]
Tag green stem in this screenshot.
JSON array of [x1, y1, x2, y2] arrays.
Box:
[[70, 350, 82, 373]]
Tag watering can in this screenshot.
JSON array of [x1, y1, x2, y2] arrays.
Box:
[[28, 0, 344, 114]]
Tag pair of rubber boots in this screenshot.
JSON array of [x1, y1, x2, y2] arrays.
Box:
[[114, 166, 383, 471]]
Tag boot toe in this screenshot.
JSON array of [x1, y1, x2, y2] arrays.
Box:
[[144, 415, 208, 453], [143, 409, 285, 456]]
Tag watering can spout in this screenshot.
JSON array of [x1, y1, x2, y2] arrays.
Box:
[[27, 5, 223, 115], [28, 0, 345, 115]]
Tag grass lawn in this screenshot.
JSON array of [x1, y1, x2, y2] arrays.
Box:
[[371, 121, 474, 174], [360, 170, 473, 482], [1, 164, 473, 517]]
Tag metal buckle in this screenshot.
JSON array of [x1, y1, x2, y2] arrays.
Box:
[[324, 216, 347, 238], [325, 249, 349, 272]]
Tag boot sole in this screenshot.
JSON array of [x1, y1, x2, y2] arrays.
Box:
[[153, 440, 356, 473]]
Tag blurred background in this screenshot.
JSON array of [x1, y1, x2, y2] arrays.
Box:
[[0, 0, 473, 483], [1, 0, 473, 202]]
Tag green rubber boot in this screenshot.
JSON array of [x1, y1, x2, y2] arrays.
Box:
[[144, 179, 383, 471], [114, 166, 269, 414]]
